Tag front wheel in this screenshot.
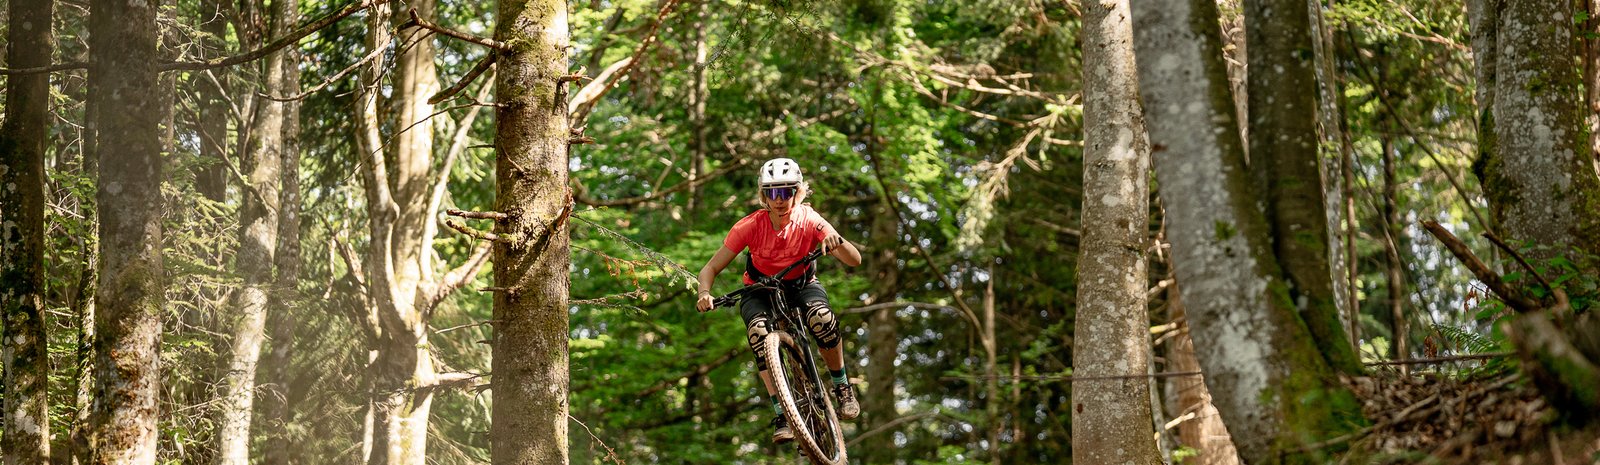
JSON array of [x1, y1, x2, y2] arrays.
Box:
[[765, 331, 847, 465]]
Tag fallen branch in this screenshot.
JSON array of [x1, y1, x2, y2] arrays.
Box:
[[1363, 352, 1509, 366], [1419, 220, 1541, 313]]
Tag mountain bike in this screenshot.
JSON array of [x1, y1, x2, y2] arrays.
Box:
[[712, 248, 848, 465]]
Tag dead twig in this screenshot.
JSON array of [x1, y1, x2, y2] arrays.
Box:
[[445, 219, 502, 243]]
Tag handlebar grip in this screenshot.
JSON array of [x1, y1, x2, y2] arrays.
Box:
[[712, 296, 736, 308]]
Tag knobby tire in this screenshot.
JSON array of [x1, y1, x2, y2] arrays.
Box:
[[765, 331, 847, 465]]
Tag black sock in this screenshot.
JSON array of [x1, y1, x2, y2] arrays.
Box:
[[830, 368, 847, 385]]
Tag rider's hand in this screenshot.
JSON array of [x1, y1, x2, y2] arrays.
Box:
[[696, 291, 714, 313], [821, 232, 844, 255]]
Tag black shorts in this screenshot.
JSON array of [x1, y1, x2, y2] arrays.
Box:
[[738, 279, 829, 328]]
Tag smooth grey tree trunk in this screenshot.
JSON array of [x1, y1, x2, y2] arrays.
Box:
[[262, 31, 304, 465], [1072, 1, 1161, 463], [1, 0, 56, 462], [1478, 0, 1600, 259], [87, 0, 166, 461], [358, 0, 444, 463], [490, 0, 572, 462], [1129, 0, 1365, 461], [353, 1, 394, 460], [1306, 0, 1355, 351], [214, 0, 295, 461], [1244, 0, 1360, 374], [1163, 284, 1241, 465]]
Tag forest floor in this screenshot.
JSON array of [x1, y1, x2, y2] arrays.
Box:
[[1338, 369, 1600, 464]]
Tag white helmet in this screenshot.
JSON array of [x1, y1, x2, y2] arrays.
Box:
[[759, 158, 803, 187]]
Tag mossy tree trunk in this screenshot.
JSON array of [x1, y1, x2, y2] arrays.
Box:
[[490, 0, 572, 463], [1129, 0, 1366, 461], [1072, 0, 1162, 463], [87, 0, 166, 461], [1243, 0, 1361, 374], [1466, 0, 1600, 413], [1475, 0, 1600, 259], [1, 0, 57, 461]]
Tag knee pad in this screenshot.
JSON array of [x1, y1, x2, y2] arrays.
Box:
[[746, 315, 771, 370], [804, 300, 840, 349]]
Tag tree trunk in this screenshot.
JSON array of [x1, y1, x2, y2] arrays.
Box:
[[983, 272, 1001, 465], [687, 0, 710, 211], [1, 0, 56, 461], [353, 1, 395, 460], [214, 0, 295, 460], [1307, 0, 1356, 353], [1164, 284, 1242, 465], [1245, 0, 1360, 374], [365, 1, 444, 463], [87, 0, 166, 461], [1467, 0, 1600, 412], [1129, 0, 1366, 461], [490, 0, 572, 463], [1381, 130, 1406, 369], [1072, 1, 1161, 463], [862, 210, 900, 465], [196, 0, 230, 203], [1478, 0, 1600, 259], [262, 22, 304, 465], [1465, 0, 1501, 235]]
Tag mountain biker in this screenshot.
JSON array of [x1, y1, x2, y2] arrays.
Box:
[[695, 157, 863, 444]]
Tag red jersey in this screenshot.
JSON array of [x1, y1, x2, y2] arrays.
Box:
[[723, 204, 837, 284]]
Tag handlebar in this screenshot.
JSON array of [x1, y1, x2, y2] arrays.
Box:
[[709, 248, 827, 309]]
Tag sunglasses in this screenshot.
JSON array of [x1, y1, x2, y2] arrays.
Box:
[[762, 186, 797, 201]]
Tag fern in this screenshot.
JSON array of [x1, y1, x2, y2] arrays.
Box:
[[1432, 324, 1497, 354]]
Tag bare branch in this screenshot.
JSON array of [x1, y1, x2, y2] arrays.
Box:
[[427, 242, 493, 311], [161, 0, 384, 71], [429, 55, 496, 105], [568, 0, 685, 124], [445, 219, 503, 243], [399, 8, 504, 50], [1420, 221, 1542, 313], [446, 209, 509, 221]]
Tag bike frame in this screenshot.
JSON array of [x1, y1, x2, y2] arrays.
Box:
[[713, 249, 828, 381]]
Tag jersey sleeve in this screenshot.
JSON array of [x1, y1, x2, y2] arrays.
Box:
[[723, 215, 754, 252], [808, 206, 838, 241]]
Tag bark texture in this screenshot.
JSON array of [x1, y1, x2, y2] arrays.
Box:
[[1, 0, 56, 461], [490, 0, 573, 463], [1072, 1, 1161, 463], [214, 0, 295, 460], [1164, 285, 1242, 465], [87, 0, 166, 461], [1477, 0, 1600, 259], [262, 33, 304, 465], [1306, 0, 1355, 348], [1244, 0, 1360, 374], [1129, 0, 1365, 461]]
